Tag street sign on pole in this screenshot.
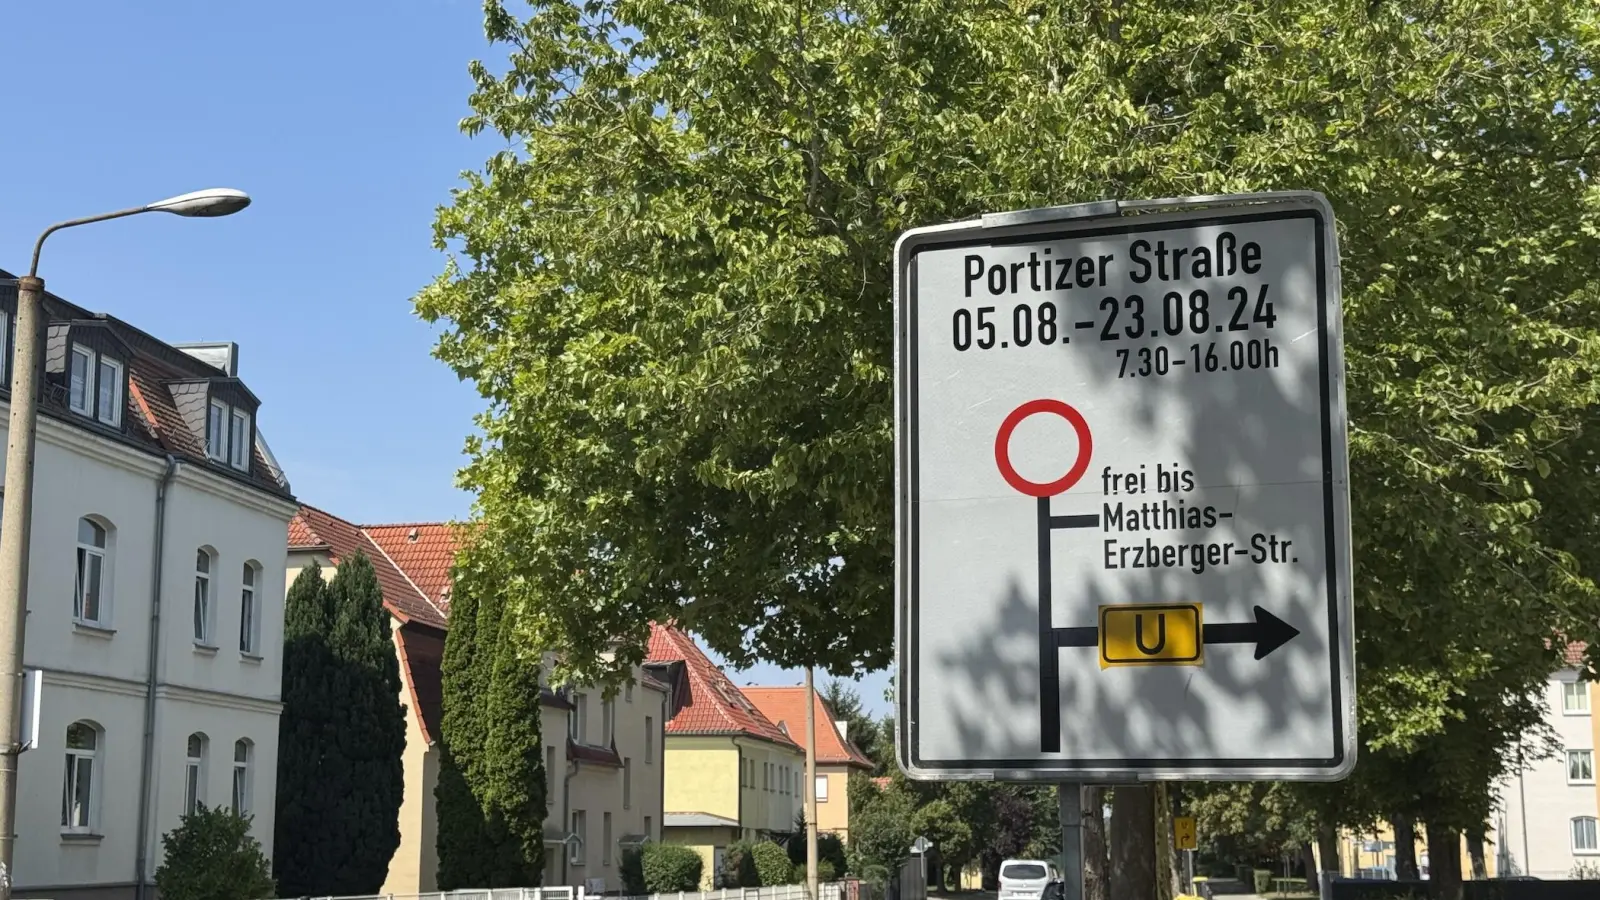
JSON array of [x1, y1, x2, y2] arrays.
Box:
[[1174, 817, 1198, 852], [894, 192, 1355, 782]]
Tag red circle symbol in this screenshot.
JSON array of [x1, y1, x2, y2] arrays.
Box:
[[994, 399, 1093, 497]]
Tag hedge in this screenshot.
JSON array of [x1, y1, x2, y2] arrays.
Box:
[[642, 843, 704, 893]]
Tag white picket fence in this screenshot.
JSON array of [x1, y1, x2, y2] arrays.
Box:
[[619, 884, 844, 900], [291, 889, 584, 900]]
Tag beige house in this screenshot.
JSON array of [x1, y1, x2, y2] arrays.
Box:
[[740, 687, 873, 840], [287, 507, 681, 894]]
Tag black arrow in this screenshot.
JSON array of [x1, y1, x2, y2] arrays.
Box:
[[1049, 606, 1300, 658], [1202, 605, 1301, 660]]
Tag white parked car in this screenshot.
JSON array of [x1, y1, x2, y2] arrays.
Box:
[[999, 859, 1060, 900]]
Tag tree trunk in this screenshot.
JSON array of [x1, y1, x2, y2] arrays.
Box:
[[1152, 784, 1178, 900], [1392, 815, 1420, 880], [1083, 786, 1109, 900], [1465, 828, 1487, 880], [1425, 821, 1463, 900], [1317, 823, 1342, 882], [1109, 785, 1158, 900], [1300, 843, 1317, 883]]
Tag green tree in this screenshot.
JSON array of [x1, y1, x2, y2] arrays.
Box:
[[273, 556, 407, 895], [419, 3, 1600, 889], [437, 553, 550, 888], [156, 805, 274, 900], [847, 782, 918, 877], [821, 680, 888, 769]]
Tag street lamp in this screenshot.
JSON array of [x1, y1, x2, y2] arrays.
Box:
[[0, 189, 251, 898]]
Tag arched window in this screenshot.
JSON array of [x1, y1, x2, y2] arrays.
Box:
[[193, 549, 214, 644], [184, 733, 208, 814], [232, 739, 253, 815], [1575, 817, 1599, 853], [61, 721, 100, 832], [75, 518, 110, 625], [239, 562, 260, 655]]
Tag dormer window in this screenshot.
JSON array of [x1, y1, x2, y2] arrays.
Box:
[[68, 344, 124, 427], [207, 397, 252, 472]]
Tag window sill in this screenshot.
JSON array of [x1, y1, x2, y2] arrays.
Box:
[[1563, 710, 1592, 716], [239, 652, 264, 664], [192, 642, 219, 656], [60, 832, 104, 844], [1570, 780, 1596, 787], [73, 621, 116, 639]]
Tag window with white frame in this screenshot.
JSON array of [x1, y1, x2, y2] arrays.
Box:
[[570, 810, 587, 865], [570, 693, 587, 743], [239, 563, 259, 654], [61, 721, 99, 833], [69, 345, 94, 414], [1575, 817, 1599, 853], [193, 549, 214, 644], [625, 682, 633, 703], [207, 400, 228, 461], [623, 757, 632, 809], [75, 517, 109, 625], [96, 356, 123, 427], [603, 697, 615, 746], [1569, 749, 1595, 784], [232, 739, 252, 815], [229, 409, 250, 470], [644, 815, 651, 840], [603, 811, 613, 865], [644, 716, 653, 762], [184, 733, 208, 814], [1564, 681, 1591, 714], [815, 774, 829, 802]]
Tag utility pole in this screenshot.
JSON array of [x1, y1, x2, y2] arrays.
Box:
[[804, 668, 819, 900]]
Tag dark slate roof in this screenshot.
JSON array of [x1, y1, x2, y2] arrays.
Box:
[[0, 271, 291, 498]]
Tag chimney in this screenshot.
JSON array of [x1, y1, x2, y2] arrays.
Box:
[[174, 341, 240, 376]]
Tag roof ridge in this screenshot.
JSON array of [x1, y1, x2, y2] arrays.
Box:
[[361, 520, 460, 530]]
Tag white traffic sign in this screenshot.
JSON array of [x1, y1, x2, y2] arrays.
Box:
[[893, 193, 1355, 781]]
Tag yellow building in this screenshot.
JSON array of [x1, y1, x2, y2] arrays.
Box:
[[648, 625, 807, 887], [741, 687, 874, 841], [289, 507, 681, 894]]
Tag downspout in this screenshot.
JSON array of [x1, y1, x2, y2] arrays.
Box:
[[562, 757, 578, 886], [134, 455, 179, 900]]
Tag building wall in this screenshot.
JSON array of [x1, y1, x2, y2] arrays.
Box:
[[814, 765, 853, 837], [378, 619, 439, 895], [734, 739, 804, 837], [551, 678, 670, 892], [1495, 671, 1600, 880], [12, 416, 294, 899], [664, 737, 741, 824]]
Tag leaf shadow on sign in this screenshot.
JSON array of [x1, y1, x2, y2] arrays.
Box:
[[930, 246, 1340, 772]]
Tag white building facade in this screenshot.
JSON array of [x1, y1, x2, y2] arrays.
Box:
[[3, 276, 297, 900], [1495, 666, 1600, 880]]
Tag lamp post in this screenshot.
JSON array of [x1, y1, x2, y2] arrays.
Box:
[[0, 189, 250, 898]]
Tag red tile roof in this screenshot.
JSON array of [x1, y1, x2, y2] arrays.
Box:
[[646, 624, 798, 748], [362, 523, 462, 613], [1564, 642, 1588, 667], [288, 505, 447, 628], [740, 687, 874, 768]]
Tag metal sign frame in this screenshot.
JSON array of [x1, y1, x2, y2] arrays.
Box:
[[893, 192, 1356, 783]]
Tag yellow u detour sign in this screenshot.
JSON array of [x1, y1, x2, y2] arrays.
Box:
[[1098, 603, 1204, 668]]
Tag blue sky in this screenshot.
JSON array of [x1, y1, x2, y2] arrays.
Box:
[[0, 0, 890, 714]]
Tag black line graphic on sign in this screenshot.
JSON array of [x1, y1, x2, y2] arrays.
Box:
[[993, 398, 1095, 754], [996, 401, 1303, 753]]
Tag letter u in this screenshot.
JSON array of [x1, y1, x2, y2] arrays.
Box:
[[1135, 613, 1167, 654]]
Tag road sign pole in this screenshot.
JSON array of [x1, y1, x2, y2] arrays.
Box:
[[1058, 783, 1084, 900]]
